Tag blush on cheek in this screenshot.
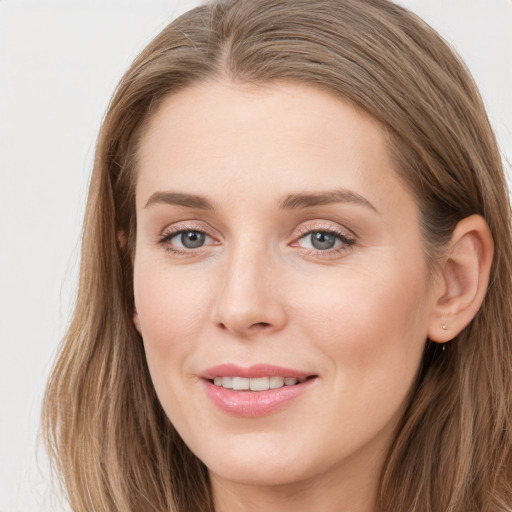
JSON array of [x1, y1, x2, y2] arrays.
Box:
[[136, 268, 203, 336], [311, 278, 426, 368]]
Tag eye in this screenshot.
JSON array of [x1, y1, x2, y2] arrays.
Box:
[[175, 230, 207, 249], [159, 228, 214, 251], [295, 228, 355, 252], [305, 231, 338, 250]]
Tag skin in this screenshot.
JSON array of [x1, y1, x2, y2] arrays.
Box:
[[132, 81, 449, 512]]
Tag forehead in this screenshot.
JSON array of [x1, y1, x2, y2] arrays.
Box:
[[135, 80, 415, 218]]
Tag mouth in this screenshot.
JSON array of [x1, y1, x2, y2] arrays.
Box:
[[208, 375, 314, 391], [200, 364, 318, 417]]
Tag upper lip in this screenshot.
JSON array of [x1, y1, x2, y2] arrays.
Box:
[[200, 363, 315, 380]]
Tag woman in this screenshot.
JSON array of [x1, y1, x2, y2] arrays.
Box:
[[42, 0, 512, 510]]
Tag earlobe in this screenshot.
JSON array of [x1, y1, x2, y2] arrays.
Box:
[[428, 215, 494, 343]]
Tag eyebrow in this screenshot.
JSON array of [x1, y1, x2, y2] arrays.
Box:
[[145, 191, 214, 210], [279, 189, 379, 213], [144, 188, 378, 213]]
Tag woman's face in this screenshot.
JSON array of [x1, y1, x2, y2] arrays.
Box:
[[133, 81, 437, 490]]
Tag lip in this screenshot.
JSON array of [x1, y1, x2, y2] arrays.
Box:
[[200, 363, 313, 380], [200, 364, 317, 417]]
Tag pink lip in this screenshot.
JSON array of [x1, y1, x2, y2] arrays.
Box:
[[200, 364, 317, 417], [200, 363, 312, 380]]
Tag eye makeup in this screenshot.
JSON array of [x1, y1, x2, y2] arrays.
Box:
[[156, 219, 357, 260]]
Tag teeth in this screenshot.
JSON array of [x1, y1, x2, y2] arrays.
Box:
[[269, 376, 284, 389], [212, 376, 305, 391], [232, 377, 250, 390], [221, 376, 233, 388], [250, 377, 270, 391]]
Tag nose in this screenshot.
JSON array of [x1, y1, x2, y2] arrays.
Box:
[[211, 242, 287, 339]]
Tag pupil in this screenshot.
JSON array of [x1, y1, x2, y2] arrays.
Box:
[[181, 231, 205, 249], [311, 231, 335, 250]]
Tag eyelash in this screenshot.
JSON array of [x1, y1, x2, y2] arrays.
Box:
[[158, 224, 215, 256], [157, 223, 356, 257], [293, 225, 356, 257]]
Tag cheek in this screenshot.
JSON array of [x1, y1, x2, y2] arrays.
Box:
[[290, 267, 430, 453], [295, 263, 430, 382], [133, 261, 213, 402], [134, 262, 210, 344]]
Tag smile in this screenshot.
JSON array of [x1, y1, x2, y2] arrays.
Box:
[[211, 376, 307, 391], [201, 364, 317, 417]]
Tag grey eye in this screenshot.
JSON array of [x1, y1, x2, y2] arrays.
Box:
[[180, 231, 206, 249], [309, 231, 337, 250]]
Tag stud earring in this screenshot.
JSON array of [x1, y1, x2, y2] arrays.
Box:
[[441, 319, 448, 351]]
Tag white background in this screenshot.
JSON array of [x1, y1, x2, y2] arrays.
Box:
[[0, 1, 511, 511]]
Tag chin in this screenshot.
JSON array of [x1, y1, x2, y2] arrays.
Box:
[[194, 433, 321, 487], [209, 459, 307, 487]]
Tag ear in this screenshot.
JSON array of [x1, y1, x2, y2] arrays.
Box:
[[427, 215, 494, 343], [118, 229, 128, 248]]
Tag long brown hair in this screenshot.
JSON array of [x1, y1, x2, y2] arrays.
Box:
[[42, 0, 512, 510]]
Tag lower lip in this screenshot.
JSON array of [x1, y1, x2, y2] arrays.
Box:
[[202, 378, 316, 417]]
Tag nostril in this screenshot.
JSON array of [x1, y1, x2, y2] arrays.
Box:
[[250, 322, 271, 329]]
